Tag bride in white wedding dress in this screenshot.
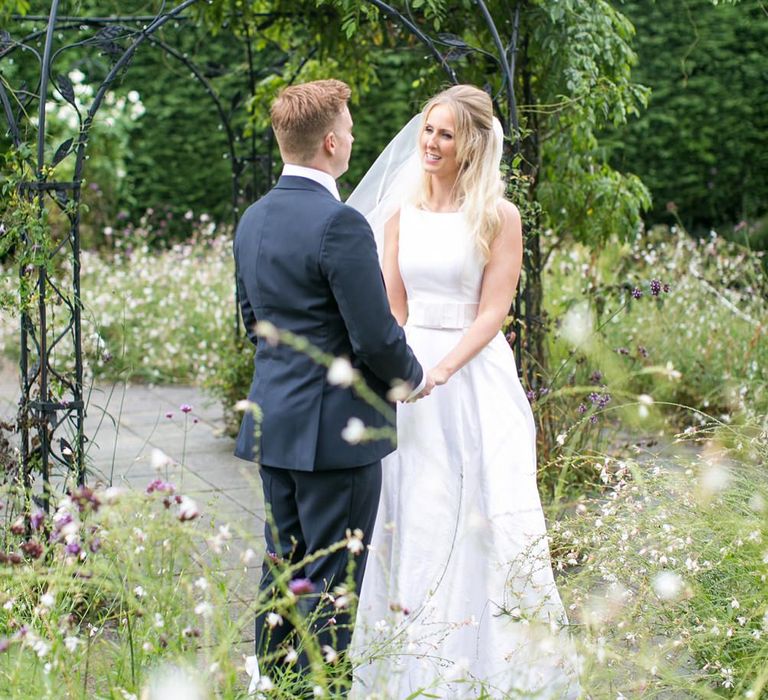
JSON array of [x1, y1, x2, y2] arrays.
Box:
[[347, 85, 581, 699]]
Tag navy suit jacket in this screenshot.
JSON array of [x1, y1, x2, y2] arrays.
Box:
[[233, 176, 423, 471]]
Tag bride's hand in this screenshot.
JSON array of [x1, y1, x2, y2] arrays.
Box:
[[429, 366, 451, 386]]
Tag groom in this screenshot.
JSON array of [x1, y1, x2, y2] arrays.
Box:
[[234, 79, 431, 680]]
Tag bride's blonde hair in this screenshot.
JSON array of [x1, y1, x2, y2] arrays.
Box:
[[416, 85, 505, 261]]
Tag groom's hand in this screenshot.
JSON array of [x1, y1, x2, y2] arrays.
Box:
[[410, 372, 436, 401]]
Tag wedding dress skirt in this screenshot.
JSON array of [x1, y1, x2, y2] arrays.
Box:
[[351, 206, 580, 699]]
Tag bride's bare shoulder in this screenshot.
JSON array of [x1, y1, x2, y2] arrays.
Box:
[[496, 199, 522, 242]]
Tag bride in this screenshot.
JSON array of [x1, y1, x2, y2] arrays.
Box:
[[347, 85, 581, 698]]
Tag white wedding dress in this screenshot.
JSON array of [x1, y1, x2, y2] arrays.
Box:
[[351, 204, 581, 699]]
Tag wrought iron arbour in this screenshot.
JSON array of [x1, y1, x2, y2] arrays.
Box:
[[1, 0, 525, 499]]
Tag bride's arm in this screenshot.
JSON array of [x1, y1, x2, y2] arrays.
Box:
[[382, 210, 409, 326], [431, 200, 522, 385]]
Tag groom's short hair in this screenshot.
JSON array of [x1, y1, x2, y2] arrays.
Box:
[[271, 79, 352, 164]]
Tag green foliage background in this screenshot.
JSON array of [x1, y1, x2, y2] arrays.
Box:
[[609, 0, 768, 236]]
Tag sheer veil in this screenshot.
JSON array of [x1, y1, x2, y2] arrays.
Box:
[[346, 114, 423, 262], [347, 113, 505, 262]]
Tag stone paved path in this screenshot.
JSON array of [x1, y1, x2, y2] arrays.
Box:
[[0, 358, 264, 657]]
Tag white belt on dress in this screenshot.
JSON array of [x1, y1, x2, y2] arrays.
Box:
[[407, 300, 479, 329]]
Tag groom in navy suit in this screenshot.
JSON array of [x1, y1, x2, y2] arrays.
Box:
[[234, 79, 431, 679]]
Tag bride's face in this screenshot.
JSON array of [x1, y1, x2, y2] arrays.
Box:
[[420, 104, 459, 180]]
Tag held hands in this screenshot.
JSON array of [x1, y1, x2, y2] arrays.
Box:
[[428, 366, 451, 387], [409, 366, 450, 402]]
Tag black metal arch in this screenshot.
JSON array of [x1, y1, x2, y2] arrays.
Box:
[[0, 0, 284, 505]]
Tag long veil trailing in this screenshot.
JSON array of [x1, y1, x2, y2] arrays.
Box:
[[346, 114, 423, 261]]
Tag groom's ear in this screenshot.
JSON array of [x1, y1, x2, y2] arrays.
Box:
[[323, 130, 337, 155]]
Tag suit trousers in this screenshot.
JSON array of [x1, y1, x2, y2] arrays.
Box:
[[254, 461, 382, 671]]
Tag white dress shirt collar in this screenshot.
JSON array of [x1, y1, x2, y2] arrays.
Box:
[[281, 164, 340, 201]]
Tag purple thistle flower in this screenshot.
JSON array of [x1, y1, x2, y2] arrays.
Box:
[[21, 539, 43, 559], [577, 403, 587, 414], [631, 287, 643, 299], [662, 282, 670, 293], [180, 404, 193, 414], [146, 479, 175, 495], [288, 578, 315, 595], [89, 538, 102, 554], [538, 387, 550, 398], [588, 392, 611, 409], [589, 415, 599, 424], [65, 541, 82, 556], [70, 486, 100, 513], [637, 345, 649, 358], [616, 347, 630, 356], [650, 279, 661, 296], [589, 370, 603, 384], [526, 390, 536, 403], [30, 510, 45, 531]]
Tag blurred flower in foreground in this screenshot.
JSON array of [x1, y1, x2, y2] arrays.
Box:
[[341, 417, 366, 444], [652, 571, 684, 601], [142, 664, 207, 700], [560, 302, 593, 348]]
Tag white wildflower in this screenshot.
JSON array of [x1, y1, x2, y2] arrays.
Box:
[[327, 357, 355, 387], [150, 448, 172, 471], [341, 417, 366, 445], [178, 496, 200, 521], [652, 571, 683, 601], [560, 302, 593, 348], [194, 602, 213, 618], [346, 528, 365, 555]]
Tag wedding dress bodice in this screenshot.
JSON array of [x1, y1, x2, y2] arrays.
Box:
[[398, 205, 484, 305], [398, 204, 485, 331]]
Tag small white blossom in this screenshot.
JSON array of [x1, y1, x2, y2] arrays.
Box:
[[178, 496, 200, 521], [322, 645, 338, 664], [266, 612, 283, 629], [387, 381, 413, 402], [652, 571, 683, 601], [133, 586, 146, 599], [254, 321, 279, 345], [194, 602, 213, 618], [150, 448, 172, 471], [327, 357, 355, 387], [346, 528, 365, 555], [341, 417, 366, 445], [257, 676, 274, 692]]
